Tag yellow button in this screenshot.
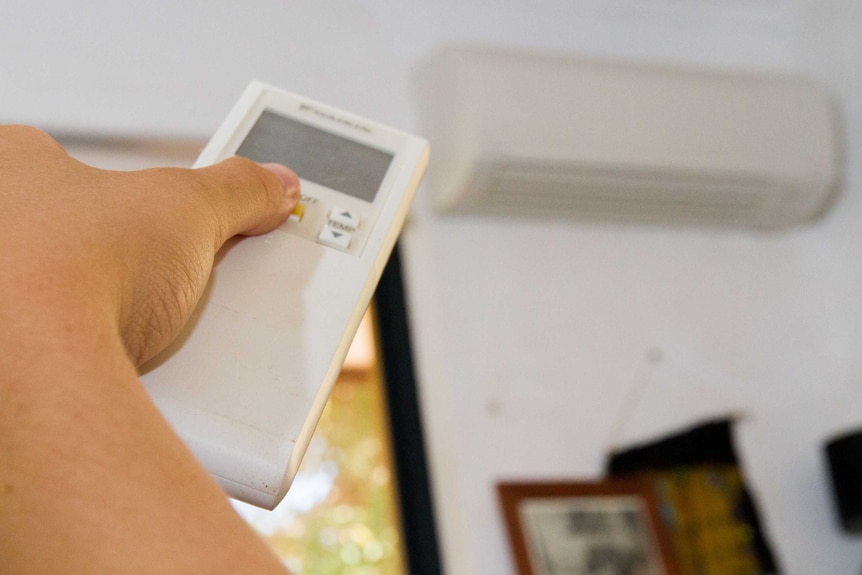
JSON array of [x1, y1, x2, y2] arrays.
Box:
[[288, 202, 306, 223]]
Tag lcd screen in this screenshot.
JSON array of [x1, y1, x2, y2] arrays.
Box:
[[236, 109, 393, 203]]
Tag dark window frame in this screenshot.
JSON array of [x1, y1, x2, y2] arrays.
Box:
[[376, 244, 444, 575]]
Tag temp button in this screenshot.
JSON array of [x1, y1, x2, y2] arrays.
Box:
[[318, 224, 352, 250], [328, 206, 361, 230]]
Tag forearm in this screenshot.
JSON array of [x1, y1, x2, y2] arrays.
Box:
[[0, 299, 288, 574]]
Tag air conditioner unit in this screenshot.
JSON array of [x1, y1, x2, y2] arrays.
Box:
[[415, 45, 842, 229]]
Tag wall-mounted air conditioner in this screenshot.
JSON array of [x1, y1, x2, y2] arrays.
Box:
[[415, 45, 842, 229]]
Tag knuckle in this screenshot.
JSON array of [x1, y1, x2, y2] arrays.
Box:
[[202, 156, 288, 234], [220, 156, 282, 209], [0, 125, 68, 156]]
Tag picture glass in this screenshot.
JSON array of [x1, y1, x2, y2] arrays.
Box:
[[518, 496, 665, 575]]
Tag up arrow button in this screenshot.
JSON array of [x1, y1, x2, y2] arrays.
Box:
[[328, 206, 361, 230]]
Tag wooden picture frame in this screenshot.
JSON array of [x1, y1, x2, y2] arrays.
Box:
[[498, 480, 678, 575]]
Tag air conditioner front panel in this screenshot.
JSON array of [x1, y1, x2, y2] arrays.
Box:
[[452, 158, 810, 228], [416, 46, 841, 229]]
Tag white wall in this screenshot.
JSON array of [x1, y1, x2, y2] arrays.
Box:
[[4, 1, 862, 573]]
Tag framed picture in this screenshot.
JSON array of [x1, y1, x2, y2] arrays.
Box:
[[498, 480, 677, 575]]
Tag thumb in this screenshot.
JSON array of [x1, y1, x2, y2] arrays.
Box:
[[193, 156, 301, 245]]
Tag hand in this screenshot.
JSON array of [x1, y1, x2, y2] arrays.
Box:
[[0, 125, 299, 574], [0, 125, 300, 365]]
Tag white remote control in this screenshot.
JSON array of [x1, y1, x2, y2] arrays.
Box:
[[140, 82, 428, 509]]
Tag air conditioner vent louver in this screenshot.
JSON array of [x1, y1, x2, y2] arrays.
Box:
[[416, 45, 841, 230], [473, 160, 772, 225]]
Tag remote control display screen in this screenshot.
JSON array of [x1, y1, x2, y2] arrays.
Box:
[[236, 109, 393, 203]]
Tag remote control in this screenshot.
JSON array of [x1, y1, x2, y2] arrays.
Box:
[[140, 82, 428, 509]]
